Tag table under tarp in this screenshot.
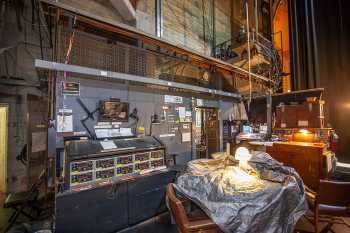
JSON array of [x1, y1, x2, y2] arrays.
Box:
[[175, 151, 308, 233]]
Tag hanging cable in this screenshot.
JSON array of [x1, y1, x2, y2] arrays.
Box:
[[60, 15, 77, 134], [245, 1, 252, 110], [63, 15, 77, 88]]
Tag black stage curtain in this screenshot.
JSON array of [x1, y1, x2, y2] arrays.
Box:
[[288, 0, 350, 162]]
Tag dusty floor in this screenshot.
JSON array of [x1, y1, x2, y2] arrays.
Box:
[[0, 195, 349, 233], [295, 212, 350, 233]]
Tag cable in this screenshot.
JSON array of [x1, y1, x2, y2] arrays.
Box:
[[63, 15, 77, 87], [246, 1, 252, 110], [60, 15, 77, 133]]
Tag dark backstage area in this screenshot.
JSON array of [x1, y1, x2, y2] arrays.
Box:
[[0, 0, 350, 232]]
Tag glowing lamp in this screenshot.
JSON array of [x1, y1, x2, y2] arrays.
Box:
[[235, 147, 252, 168], [299, 129, 310, 134]]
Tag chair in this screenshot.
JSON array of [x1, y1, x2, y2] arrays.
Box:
[[166, 183, 223, 233], [3, 170, 46, 232], [305, 180, 350, 233]]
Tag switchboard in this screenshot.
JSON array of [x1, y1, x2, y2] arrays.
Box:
[[64, 136, 166, 190]]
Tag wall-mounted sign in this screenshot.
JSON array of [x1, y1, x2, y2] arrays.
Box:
[[62, 82, 80, 96], [178, 107, 186, 122], [164, 95, 183, 104]]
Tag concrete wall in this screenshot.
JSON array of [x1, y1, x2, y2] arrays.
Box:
[[0, 2, 51, 192], [55, 75, 234, 164], [56, 0, 232, 56]]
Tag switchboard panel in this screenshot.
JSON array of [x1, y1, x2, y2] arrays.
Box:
[[65, 136, 166, 190]]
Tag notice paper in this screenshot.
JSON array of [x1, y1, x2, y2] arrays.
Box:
[[32, 131, 47, 153], [100, 140, 117, 150], [178, 107, 186, 122], [57, 109, 73, 132], [182, 132, 191, 142]]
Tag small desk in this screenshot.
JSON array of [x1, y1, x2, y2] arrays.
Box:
[[266, 141, 334, 190]]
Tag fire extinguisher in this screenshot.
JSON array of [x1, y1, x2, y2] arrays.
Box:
[[330, 131, 339, 153]]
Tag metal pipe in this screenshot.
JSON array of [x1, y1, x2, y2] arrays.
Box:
[[212, 0, 216, 54], [266, 90, 272, 140], [201, 0, 206, 51], [255, 0, 259, 42], [36, 0, 44, 59], [155, 0, 162, 38]]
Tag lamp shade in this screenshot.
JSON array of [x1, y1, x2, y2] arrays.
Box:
[[235, 147, 252, 162]]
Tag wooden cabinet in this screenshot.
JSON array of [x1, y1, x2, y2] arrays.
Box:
[[266, 142, 325, 190]]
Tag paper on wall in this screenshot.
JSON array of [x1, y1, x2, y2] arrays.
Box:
[[196, 99, 203, 106], [178, 107, 186, 122], [57, 109, 73, 132], [32, 131, 47, 153], [164, 95, 183, 103], [182, 132, 191, 142], [100, 140, 117, 150]]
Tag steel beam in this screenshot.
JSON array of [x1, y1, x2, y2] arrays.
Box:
[[35, 59, 241, 99]]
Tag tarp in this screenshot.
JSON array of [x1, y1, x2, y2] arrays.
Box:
[[175, 151, 307, 233]]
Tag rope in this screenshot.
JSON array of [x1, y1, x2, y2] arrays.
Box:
[[63, 16, 77, 87]]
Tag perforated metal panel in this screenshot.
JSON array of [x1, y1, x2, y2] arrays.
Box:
[[58, 27, 212, 86]]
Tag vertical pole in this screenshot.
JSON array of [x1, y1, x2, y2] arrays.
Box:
[[212, 0, 216, 55], [255, 0, 259, 42], [219, 101, 223, 152], [201, 0, 206, 52], [246, 1, 252, 109], [266, 91, 272, 140], [155, 0, 162, 37]]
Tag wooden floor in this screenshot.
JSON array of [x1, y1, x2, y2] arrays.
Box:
[[295, 212, 350, 233], [0, 193, 349, 233]]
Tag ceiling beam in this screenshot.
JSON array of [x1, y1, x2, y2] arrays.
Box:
[[35, 59, 242, 99]]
